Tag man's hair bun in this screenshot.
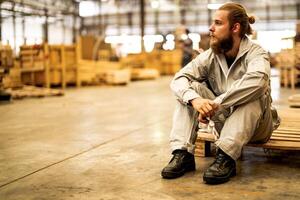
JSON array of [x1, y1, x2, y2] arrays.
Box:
[[248, 16, 255, 24]]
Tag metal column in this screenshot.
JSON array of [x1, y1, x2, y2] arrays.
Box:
[[0, 0, 2, 42], [43, 9, 49, 43], [140, 0, 145, 51]]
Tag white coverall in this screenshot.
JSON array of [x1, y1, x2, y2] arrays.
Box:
[[169, 36, 281, 160]]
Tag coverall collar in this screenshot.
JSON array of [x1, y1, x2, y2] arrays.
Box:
[[215, 36, 252, 78]]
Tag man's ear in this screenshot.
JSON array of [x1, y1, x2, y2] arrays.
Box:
[[232, 23, 240, 34]]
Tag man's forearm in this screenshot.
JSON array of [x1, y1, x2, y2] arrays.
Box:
[[214, 71, 268, 108], [170, 76, 201, 104]]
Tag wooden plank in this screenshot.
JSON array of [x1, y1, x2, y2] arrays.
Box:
[[131, 68, 160, 80], [20, 66, 44, 72], [61, 45, 66, 89], [248, 140, 300, 150], [197, 130, 300, 150], [275, 128, 300, 132], [274, 130, 300, 135], [104, 69, 131, 85], [197, 132, 300, 142], [270, 136, 300, 142], [272, 133, 300, 138], [272, 132, 300, 136], [197, 132, 215, 142]]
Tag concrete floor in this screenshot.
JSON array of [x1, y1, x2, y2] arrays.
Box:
[[0, 75, 300, 200]]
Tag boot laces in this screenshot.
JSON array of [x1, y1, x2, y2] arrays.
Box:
[[214, 153, 226, 165], [170, 151, 185, 164]]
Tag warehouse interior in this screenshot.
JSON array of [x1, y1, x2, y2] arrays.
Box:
[[0, 0, 300, 199]]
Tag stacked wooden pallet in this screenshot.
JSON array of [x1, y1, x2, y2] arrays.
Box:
[[64, 45, 77, 86], [160, 49, 182, 75], [2, 67, 22, 89], [103, 68, 131, 85], [288, 94, 300, 107], [76, 59, 101, 86], [77, 60, 131, 86], [121, 53, 160, 80], [144, 50, 161, 73], [95, 61, 131, 85], [7, 85, 63, 99], [76, 36, 130, 86], [0, 45, 22, 89], [131, 68, 159, 80], [46, 45, 77, 88], [0, 44, 14, 68], [276, 43, 300, 89], [121, 53, 145, 69], [98, 49, 111, 61], [76, 36, 97, 86], [25, 44, 77, 88], [19, 44, 50, 88]]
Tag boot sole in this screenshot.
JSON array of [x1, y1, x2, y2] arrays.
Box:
[[203, 168, 236, 184], [161, 164, 196, 179]]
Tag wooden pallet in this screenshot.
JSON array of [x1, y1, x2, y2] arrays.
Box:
[[195, 109, 300, 157], [104, 69, 131, 85], [131, 68, 160, 80], [7, 85, 64, 99], [196, 128, 300, 157], [19, 44, 50, 88], [288, 94, 300, 107]]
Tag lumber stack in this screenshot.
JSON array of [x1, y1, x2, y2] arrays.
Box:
[[276, 43, 300, 89], [160, 49, 182, 75], [19, 44, 50, 88], [0, 45, 22, 89], [46, 45, 77, 87], [76, 36, 97, 86], [64, 45, 77, 85], [131, 68, 159, 80], [121, 53, 160, 80], [77, 60, 131, 86], [0, 44, 14, 68], [76, 59, 97, 86], [6, 85, 64, 99], [104, 68, 131, 85], [144, 50, 162, 73], [121, 53, 145, 69], [288, 94, 300, 107], [29, 44, 77, 88], [98, 49, 111, 61], [2, 67, 22, 89]]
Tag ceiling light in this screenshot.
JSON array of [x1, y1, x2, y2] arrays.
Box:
[[151, 0, 160, 9], [207, 3, 222, 10]]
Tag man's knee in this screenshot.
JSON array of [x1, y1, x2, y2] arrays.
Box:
[[231, 98, 263, 119]]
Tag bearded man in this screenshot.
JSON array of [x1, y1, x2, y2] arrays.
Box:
[[161, 2, 280, 184]]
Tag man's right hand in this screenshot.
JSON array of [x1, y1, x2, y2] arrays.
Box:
[[190, 98, 219, 123]]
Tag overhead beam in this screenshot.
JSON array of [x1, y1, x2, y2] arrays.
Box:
[[3, 0, 77, 16]]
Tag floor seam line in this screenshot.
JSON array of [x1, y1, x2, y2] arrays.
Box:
[[0, 115, 171, 189]]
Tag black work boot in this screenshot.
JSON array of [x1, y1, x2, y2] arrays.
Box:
[[161, 149, 195, 179], [203, 149, 236, 184]]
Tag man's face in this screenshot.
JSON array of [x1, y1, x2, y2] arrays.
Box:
[[209, 10, 233, 54]]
